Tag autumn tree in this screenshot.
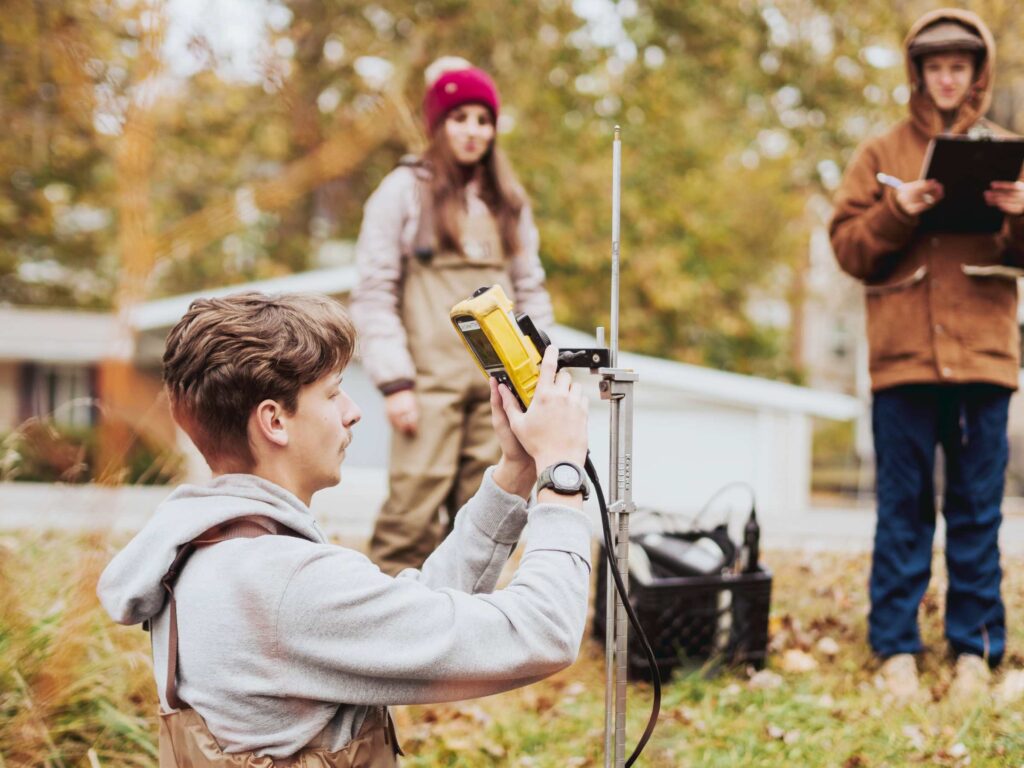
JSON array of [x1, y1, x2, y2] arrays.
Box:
[[3, 0, 1023, 380]]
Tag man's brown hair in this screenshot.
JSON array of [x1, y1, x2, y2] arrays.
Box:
[[163, 292, 356, 471]]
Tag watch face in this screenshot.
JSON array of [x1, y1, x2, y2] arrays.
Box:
[[552, 463, 582, 488]]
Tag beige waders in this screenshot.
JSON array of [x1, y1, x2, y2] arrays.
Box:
[[159, 708, 399, 768], [157, 518, 402, 767], [368, 192, 511, 575]]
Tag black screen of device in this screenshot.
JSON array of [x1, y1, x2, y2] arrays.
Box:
[[461, 326, 504, 370]]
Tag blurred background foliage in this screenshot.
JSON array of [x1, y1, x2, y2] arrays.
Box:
[[0, 419, 183, 485], [2, 0, 1023, 379]]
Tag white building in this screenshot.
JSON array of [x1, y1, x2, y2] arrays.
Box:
[[2, 266, 862, 543]]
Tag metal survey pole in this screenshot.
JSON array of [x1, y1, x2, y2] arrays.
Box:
[[610, 128, 621, 367], [602, 126, 638, 768]]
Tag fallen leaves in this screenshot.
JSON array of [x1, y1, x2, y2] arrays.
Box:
[[781, 648, 819, 674], [748, 669, 784, 690], [902, 724, 926, 750], [9, 536, 1024, 766], [668, 705, 707, 732], [816, 637, 841, 658]]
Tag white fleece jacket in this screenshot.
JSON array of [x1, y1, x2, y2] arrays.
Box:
[[349, 165, 555, 390], [97, 468, 591, 758]]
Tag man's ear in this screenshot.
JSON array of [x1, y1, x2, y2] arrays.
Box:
[[251, 399, 289, 448]]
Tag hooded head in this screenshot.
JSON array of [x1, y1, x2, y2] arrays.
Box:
[[904, 8, 996, 136]]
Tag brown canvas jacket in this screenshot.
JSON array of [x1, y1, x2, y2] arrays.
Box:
[[830, 8, 1024, 392]]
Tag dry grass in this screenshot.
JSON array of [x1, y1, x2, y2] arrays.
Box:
[[1, 531, 1022, 767], [0, 532, 155, 767]]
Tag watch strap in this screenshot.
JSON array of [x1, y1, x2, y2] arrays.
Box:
[[536, 462, 590, 501]]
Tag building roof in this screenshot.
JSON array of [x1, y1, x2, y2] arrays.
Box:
[[130, 266, 861, 420], [552, 326, 860, 419], [130, 267, 359, 331], [0, 306, 129, 363], [0, 267, 863, 419]]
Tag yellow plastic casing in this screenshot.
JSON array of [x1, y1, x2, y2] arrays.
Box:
[[450, 284, 543, 409]]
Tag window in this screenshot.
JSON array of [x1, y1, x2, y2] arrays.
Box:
[[21, 364, 97, 427]]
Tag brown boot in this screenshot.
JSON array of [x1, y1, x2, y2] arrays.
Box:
[[875, 653, 920, 701], [949, 654, 991, 702], [994, 669, 1024, 705]]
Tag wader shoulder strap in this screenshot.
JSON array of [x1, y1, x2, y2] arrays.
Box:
[[160, 516, 301, 710], [395, 155, 434, 263], [413, 179, 435, 263]]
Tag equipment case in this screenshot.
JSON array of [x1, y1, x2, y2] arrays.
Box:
[[593, 543, 772, 681]]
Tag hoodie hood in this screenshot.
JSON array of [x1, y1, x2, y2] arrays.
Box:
[[97, 474, 325, 626], [904, 8, 996, 138]]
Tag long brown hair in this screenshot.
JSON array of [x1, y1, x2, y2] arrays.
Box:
[[422, 116, 526, 257]]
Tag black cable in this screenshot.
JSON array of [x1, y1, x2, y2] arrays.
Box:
[[690, 480, 756, 531], [584, 454, 661, 767]]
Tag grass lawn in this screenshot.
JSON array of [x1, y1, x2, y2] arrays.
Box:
[[1, 530, 1022, 767]]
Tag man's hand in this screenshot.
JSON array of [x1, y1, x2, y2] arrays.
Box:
[[489, 377, 535, 498], [496, 346, 589, 476], [895, 179, 944, 216], [985, 181, 1024, 216], [385, 390, 418, 436]]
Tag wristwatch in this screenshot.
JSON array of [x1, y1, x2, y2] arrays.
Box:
[[536, 461, 590, 501]]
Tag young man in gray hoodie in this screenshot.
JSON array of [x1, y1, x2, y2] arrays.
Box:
[[97, 291, 591, 764]]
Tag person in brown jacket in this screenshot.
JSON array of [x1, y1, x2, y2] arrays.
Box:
[[350, 57, 554, 575], [830, 8, 1024, 701]]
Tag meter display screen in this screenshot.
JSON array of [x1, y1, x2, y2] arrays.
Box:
[[456, 318, 503, 370]]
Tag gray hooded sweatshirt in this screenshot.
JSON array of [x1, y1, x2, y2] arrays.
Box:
[[97, 468, 591, 758]]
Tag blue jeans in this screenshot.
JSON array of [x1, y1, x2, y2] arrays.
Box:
[[870, 384, 1009, 666]]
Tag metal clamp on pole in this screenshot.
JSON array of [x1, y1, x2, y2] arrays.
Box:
[[602, 366, 639, 768]]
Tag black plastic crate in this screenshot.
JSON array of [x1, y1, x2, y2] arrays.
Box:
[[592, 546, 772, 681]]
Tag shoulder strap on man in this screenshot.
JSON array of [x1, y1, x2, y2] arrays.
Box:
[[159, 516, 302, 710]]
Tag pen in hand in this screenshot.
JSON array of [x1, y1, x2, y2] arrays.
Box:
[[876, 172, 904, 189], [876, 172, 936, 206]]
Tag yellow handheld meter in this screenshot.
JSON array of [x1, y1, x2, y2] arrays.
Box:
[[450, 285, 546, 410]]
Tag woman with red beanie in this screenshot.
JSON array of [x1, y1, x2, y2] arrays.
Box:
[[351, 58, 554, 575]]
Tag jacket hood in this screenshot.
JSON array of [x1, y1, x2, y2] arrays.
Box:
[[904, 8, 996, 138], [97, 475, 325, 626]]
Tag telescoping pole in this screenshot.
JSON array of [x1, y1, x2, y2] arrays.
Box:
[[610, 128, 621, 368], [603, 127, 620, 768], [602, 126, 638, 768]]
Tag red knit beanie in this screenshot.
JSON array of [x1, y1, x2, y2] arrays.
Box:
[[423, 67, 500, 132]]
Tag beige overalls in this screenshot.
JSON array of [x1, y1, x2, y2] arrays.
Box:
[[367, 182, 512, 575], [159, 708, 399, 768], [157, 518, 402, 767]]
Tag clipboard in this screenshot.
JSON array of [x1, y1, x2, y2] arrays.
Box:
[[919, 135, 1024, 233]]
